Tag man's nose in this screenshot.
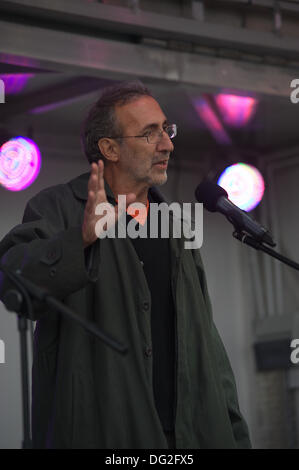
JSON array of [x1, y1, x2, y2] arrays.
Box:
[[157, 131, 174, 153]]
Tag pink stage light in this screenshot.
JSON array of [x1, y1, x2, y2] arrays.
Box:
[[216, 94, 257, 127], [217, 163, 265, 212], [0, 137, 41, 191], [0, 74, 33, 94], [193, 97, 231, 145]]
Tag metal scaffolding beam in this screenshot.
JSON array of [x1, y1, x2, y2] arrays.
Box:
[[0, 19, 295, 98], [213, 0, 299, 15], [0, 77, 112, 121], [1, 0, 299, 60]]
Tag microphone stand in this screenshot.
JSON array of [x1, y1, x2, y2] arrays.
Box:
[[0, 264, 128, 449], [232, 231, 299, 272]]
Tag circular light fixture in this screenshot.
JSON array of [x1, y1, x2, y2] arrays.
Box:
[[217, 163, 265, 212], [0, 137, 41, 191]]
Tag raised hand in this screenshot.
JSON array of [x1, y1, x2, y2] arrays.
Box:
[[82, 160, 136, 247]]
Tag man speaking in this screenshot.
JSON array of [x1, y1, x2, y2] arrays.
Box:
[[0, 81, 251, 449]]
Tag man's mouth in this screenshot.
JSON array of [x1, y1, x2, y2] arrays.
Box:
[[153, 159, 169, 168]]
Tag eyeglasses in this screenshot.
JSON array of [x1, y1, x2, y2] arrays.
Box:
[[106, 124, 177, 145]]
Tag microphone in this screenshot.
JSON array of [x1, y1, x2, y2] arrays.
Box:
[[195, 180, 275, 247]]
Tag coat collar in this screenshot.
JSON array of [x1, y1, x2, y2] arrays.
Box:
[[68, 171, 168, 205]]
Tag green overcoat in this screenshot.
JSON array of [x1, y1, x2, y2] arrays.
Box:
[[0, 172, 251, 449]]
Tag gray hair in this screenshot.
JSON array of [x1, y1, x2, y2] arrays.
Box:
[[81, 80, 152, 164]]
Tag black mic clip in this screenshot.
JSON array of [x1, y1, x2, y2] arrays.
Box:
[[232, 230, 265, 250], [229, 211, 276, 248]]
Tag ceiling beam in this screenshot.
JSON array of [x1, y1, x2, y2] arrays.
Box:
[[0, 63, 49, 74], [1, 0, 299, 60], [0, 77, 112, 121], [211, 0, 299, 15], [0, 20, 295, 99]]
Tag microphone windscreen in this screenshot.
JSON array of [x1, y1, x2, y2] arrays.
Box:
[[195, 180, 228, 212]]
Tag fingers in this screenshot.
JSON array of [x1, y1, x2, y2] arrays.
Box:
[[88, 162, 99, 194], [96, 159, 107, 203], [83, 160, 107, 246], [87, 160, 107, 205], [97, 159, 104, 192], [85, 190, 95, 214]]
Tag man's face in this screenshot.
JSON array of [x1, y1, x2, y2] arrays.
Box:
[[114, 96, 174, 188]]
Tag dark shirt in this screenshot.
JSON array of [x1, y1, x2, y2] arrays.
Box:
[[126, 197, 176, 432]]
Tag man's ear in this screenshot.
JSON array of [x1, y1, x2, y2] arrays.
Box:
[[98, 138, 120, 163]]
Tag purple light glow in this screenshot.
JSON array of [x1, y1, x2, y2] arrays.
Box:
[[0, 137, 41, 191], [31, 96, 80, 114], [0, 74, 33, 94], [193, 98, 232, 145], [217, 163, 265, 212], [216, 94, 257, 127]]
